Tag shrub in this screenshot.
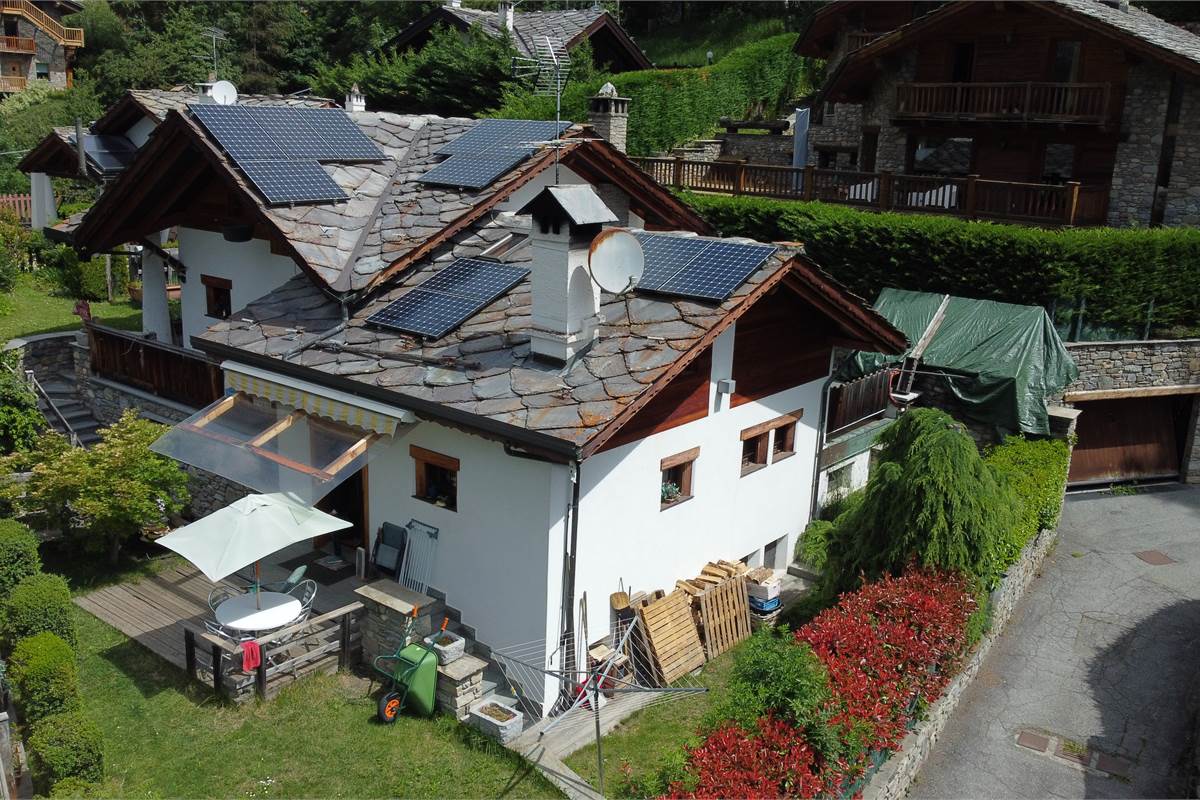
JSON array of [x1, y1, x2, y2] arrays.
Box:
[[44, 246, 128, 302], [821, 409, 1015, 592], [0, 369, 45, 456], [682, 192, 1200, 338], [27, 711, 103, 795], [2, 573, 76, 648], [9, 631, 78, 722], [0, 518, 41, 600], [985, 436, 1071, 564], [49, 776, 99, 798], [795, 519, 831, 571]]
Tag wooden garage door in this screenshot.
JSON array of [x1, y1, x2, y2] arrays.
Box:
[[1068, 396, 1189, 484]]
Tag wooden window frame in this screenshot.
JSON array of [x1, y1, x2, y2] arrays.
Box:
[[201, 274, 233, 320], [740, 430, 770, 477], [660, 446, 699, 511], [741, 409, 804, 474], [411, 444, 460, 512]]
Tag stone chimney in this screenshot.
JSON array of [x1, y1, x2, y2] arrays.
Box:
[[345, 83, 366, 113], [447, 0, 461, 6], [518, 185, 618, 365], [498, 1, 515, 32], [588, 82, 630, 154]]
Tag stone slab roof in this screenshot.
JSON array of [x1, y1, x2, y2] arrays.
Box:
[[199, 225, 807, 450], [442, 6, 605, 57], [130, 88, 336, 121], [1048, 0, 1200, 71]]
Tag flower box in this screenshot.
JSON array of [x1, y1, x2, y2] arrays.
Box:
[[469, 700, 524, 743], [424, 630, 466, 664]]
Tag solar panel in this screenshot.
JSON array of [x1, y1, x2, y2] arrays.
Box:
[[419, 150, 529, 190], [302, 109, 386, 161], [77, 134, 137, 176], [238, 160, 348, 205], [633, 233, 777, 302], [438, 119, 570, 156], [243, 107, 328, 160], [366, 258, 529, 339]]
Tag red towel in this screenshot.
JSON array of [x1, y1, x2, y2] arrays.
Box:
[[241, 640, 261, 671]]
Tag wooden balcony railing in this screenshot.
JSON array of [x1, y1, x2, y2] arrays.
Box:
[[828, 369, 894, 438], [846, 31, 885, 52], [0, 75, 26, 93], [0, 0, 84, 46], [0, 34, 34, 52], [631, 156, 1111, 227], [0, 193, 31, 224], [86, 322, 223, 409], [895, 82, 1114, 124]]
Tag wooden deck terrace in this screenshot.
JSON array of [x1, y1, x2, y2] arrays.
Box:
[[75, 563, 364, 701]]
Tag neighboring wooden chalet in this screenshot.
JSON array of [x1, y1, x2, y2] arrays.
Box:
[[0, 0, 82, 93], [68, 90, 905, 714], [796, 0, 1200, 227], [388, 1, 651, 72]]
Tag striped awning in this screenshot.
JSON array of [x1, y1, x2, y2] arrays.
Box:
[[224, 365, 410, 436]]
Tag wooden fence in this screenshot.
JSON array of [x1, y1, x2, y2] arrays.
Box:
[[184, 601, 363, 702], [895, 81, 1114, 124], [0, 194, 31, 224], [631, 156, 1110, 227], [0, 35, 35, 53], [86, 322, 223, 409], [828, 368, 893, 437]]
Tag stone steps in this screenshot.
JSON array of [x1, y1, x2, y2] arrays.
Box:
[[33, 373, 103, 447]]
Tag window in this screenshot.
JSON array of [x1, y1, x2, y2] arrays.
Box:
[[1050, 40, 1082, 83], [772, 421, 797, 461], [1041, 143, 1075, 183], [201, 274, 232, 320], [660, 447, 698, 510], [950, 42, 975, 83], [827, 462, 853, 499], [411, 445, 458, 511], [740, 409, 803, 476], [823, 101, 836, 119], [3, 19, 17, 37], [35, 62, 49, 80], [740, 431, 770, 476], [910, 136, 973, 176]]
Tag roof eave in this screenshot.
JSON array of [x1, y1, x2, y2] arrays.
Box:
[[569, 12, 653, 70]]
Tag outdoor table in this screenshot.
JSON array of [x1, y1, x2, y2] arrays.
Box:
[[215, 591, 302, 632]]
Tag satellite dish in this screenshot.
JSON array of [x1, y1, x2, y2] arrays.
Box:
[[589, 229, 644, 294], [210, 80, 238, 106]]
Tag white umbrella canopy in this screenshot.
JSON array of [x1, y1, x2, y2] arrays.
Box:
[[158, 493, 351, 582]]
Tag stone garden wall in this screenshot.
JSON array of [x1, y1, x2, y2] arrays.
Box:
[[2, 331, 75, 380], [717, 133, 793, 165]]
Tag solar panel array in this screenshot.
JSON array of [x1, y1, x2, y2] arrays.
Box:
[[366, 258, 529, 339], [188, 103, 385, 206], [634, 233, 777, 302], [419, 119, 570, 190], [75, 134, 137, 177]]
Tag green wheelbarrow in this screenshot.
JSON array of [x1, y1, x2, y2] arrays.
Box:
[[372, 610, 439, 723]]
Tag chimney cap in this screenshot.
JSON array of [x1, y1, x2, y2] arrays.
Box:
[[519, 185, 618, 226], [596, 81, 618, 98]]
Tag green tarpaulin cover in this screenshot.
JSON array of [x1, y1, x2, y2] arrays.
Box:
[[845, 288, 1078, 436]]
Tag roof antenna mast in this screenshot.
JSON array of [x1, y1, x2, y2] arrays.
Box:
[[511, 34, 572, 184]]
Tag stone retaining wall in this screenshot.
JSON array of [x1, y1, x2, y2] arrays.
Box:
[[717, 133, 792, 165], [864, 521, 1062, 800], [2, 331, 75, 379]]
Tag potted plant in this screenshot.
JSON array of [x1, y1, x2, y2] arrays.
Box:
[[661, 481, 682, 505], [424, 626, 466, 664], [469, 699, 524, 743], [127, 280, 143, 307]]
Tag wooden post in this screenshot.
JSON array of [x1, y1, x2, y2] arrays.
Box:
[[338, 614, 352, 670], [879, 170, 893, 211], [672, 155, 684, 188], [734, 163, 746, 195], [255, 648, 268, 700], [211, 644, 223, 695], [1065, 180, 1081, 226], [965, 174, 979, 219], [184, 629, 196, 677], [1023, 81, 1032, 119], [803, 165, 814, 201]]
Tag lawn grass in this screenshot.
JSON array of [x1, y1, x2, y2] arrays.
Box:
[[637, 13, 789, 67], [72, 608, 562, 798], [0, 272, 141, 343], [563, 647, 738, 797]]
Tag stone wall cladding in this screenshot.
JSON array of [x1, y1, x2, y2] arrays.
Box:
[[1108, 63, 1169, 227], [807, 102, 864, 164], [717, 133, 792, 165], [1163, 79, 1200, 226], [859, 52, 915, 172], [2, 332, 75, 379], [864, 521, 1063, 800]]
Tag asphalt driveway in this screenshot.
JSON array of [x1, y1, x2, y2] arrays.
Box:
[[911, 484, 1200, 799]]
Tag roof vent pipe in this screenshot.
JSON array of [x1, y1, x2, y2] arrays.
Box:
[[345, 83, 366, 113]]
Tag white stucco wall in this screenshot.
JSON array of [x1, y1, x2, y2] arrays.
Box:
[[495, 165, 646, 228], [365, 420, 569, 708], [125, 116, 157, 149], [815, 449, 874, 513], [573, 324, 825, 645], [177, 228, 301, 350]]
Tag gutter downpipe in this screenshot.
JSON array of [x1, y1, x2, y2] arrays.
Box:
[[810, 349, 845, 521], [561, 459, 581, 703]]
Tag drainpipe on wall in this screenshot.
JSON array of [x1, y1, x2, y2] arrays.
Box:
[[559, 460, 581, 704], [810, 350, 849, 521]]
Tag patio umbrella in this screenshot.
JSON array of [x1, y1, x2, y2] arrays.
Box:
[[157, 493, 350, 606]]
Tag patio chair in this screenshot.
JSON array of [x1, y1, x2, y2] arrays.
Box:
[[288, 578, 318, 613], [207, 586, 238, 612], [372, 521, 407, 578], [253, 565, 307, 594]]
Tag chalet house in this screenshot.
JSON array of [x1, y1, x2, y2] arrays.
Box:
[[0, 0, 82, 93], [388, 1, 651, 73], [796, 0, 1200, 227], [69, 91, 904, 713]]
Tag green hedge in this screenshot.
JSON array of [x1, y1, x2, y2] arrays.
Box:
[[493, 34, 806, 156], [681, 193, 1200, 337], [28, 711, 103, 795], [3, 573, 76, 648], [985, 436, 1072, 565], [0, 519, 41, 601], [10, 631, 78, 723]]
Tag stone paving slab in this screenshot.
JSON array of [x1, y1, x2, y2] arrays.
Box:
[[910, 485, 1200, 799]]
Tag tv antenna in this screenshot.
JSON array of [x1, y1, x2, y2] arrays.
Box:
[[198, 26, 227, 76], [588, 229, 644, 295], [512, 35, 571, 182]]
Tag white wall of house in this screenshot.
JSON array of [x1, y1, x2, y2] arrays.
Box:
[[177, 228, 301, 350], [572, 324, 825, 644], [125, 116, 157, 149], [365, 420, 569, 708], [815, 449, 873, 513]]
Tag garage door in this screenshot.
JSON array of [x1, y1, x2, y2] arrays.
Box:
[[1068, 395, 1193, 484]]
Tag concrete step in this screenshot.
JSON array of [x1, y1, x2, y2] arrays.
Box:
[[787, 562, 822, 582], [38, 380, 75, 399]]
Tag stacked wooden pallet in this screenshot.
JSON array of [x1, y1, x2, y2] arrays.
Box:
[[675, 561, 753, 660]]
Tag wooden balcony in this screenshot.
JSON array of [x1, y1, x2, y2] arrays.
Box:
[[846, 31, 885, 52], [86, 322, 224, 409], [0, 34, 34, 53], [0, 0, 84, 46], [828, 369, 893, 437], [630, 156, 1110, 227], [895, 82, 1115, 125], [0, 74, 25, 93]]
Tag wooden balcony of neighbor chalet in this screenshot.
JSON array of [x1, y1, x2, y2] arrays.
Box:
[[846, 31, 886, 52], [0, 34, 34, 53], [0, 0, 84, 47], [0, 75, 26, 93], [86, 322, 224, 410], [895, 82, 1116, 125], [631, 157, 1110, 227]]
